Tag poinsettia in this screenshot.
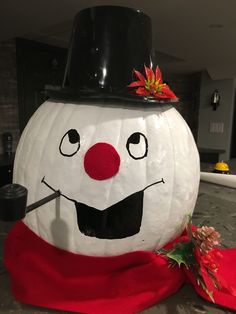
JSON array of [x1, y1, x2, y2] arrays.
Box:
[[127, 65, 178, 100]]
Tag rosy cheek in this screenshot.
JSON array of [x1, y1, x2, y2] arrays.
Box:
[[84, 142, 120, 180]]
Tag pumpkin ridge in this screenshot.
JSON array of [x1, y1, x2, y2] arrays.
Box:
[[104, 107, 124, 254], [156, 107, 176, 248], [24, 103, 63, 236], [36, 103, 67, 239]]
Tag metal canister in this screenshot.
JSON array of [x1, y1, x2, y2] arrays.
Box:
[[2, 132, 13, 155]]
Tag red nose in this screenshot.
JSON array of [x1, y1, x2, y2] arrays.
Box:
[[84, 142, 120, 180]]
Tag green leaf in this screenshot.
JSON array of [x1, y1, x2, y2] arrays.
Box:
[[166, 241, 195, 268]]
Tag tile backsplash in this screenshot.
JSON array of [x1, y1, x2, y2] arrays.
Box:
[[0, 39, 20, 155]]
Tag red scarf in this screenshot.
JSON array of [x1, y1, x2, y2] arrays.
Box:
[[4, 222, 236, 314]]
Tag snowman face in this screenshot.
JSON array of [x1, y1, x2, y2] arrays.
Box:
[[14, 100, 199, 256]]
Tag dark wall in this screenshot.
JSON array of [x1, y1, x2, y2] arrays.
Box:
[[230, 94, 236, 158], [16, 38, 67, 132], [164, 72, 201, 141], [0, 39, 20, 154]]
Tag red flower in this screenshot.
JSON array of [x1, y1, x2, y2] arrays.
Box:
[[194, 247, 223, 297], [127, 66, 178, 100]]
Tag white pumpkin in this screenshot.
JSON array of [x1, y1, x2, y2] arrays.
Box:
[[13, 100, 200, 256]]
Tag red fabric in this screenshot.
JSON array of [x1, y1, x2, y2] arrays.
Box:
[[84, 142, 120, 180], [4, 222, 184, 314], [4, 222, 236, 313], [185, 248, 236, 310]]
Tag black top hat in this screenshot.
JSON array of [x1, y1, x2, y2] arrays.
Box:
[[49, 6, 178, 104]]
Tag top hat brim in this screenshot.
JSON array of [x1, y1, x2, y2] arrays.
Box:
[[44, 88, 179, 106]]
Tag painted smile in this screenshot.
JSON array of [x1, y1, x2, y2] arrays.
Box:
[[42, 178, 165, 240]]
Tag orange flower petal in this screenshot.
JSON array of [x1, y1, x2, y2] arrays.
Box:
[[155, 66, 163, 83], [133, 70, 146, 84], [136, 87, 150, 96], [161, 86, 179, 100], [127, 80, 145, 87], [144, 65, 155, 83], [154, 93, 169, 99], [127, 66, 179, 101]]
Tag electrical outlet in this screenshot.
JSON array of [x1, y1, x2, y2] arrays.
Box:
[[218, 122, 224, 133], [210, 122, 216, 133], [209, 122, 224, 133]]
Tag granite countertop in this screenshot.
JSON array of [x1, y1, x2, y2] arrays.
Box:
[[0, 181, 236, 314]]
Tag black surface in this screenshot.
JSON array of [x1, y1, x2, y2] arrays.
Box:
[[54, 5, 178, 105], [75, 190, 144, 239], [46, 91, 179, 105], [198, 148, 225, 163], [0, 154, 14, 188], [66, 6, 152, 93], [0, 184, 27, 221]]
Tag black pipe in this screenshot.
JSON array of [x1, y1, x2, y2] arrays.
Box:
[[26, 190, 60, 213], [0, 183, 61, 221]]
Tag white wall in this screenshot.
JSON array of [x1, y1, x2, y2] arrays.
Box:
[[198, 71, 235, 160]]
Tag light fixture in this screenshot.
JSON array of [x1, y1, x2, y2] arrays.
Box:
[[211, 89, 220, 111]]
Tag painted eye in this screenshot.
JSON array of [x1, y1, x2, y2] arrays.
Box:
[[59, 129, 80, 157], [126, 132, 148, 160]]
